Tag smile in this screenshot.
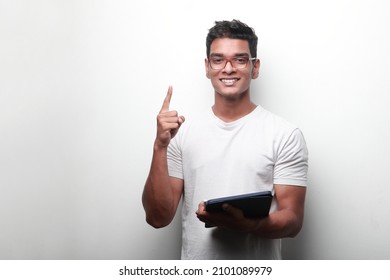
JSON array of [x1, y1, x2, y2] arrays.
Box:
[[220, 78, 239, 85]]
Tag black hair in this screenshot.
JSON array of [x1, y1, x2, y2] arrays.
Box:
[[206, 19, 258, 58]]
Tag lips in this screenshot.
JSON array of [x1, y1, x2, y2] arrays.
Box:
[[220, 78, 239, 85]]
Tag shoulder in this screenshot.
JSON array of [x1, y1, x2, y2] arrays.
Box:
[[254, 107, 307, 150], [251, 106, 302, 138], [256, 107, 297, 129]]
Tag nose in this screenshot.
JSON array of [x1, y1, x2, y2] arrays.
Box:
[[223, 60, 235, 73]]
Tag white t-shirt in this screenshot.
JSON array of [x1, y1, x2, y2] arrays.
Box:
[[167, 106, 308, 259]]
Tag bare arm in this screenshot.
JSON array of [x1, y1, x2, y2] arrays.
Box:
[[196, 184, 306, 238], [142, 86, 185, 228], [250, 185, 306, 238]]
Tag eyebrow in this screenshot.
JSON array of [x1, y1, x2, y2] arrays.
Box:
[[209, 53, 250, 57]]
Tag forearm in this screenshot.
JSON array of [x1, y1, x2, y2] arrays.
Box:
[[248, 185, 306, 239], [142, 144, 176, 228], [197, 201, 303, 239], [248, 208, 303, 239]]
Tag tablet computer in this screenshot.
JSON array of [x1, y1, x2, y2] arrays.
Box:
[[205, 191, 273, 219]]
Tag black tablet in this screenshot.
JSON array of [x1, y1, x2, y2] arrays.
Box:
[[205, 191, 273, 219]]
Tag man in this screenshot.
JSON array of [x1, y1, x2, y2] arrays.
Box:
[[142, 20, 308, 259]]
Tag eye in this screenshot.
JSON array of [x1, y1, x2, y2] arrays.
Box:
[[211, 58, 224, 64], [234, 57, 248, 64]]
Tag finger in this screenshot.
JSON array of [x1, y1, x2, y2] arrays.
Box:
[[159, 110, 178, 117], [158, 116, 180, 127], [222, 203, 243, 218], [196, 201, 206, 216], [160, 85, 173, 113]]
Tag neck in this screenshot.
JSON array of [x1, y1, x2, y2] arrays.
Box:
[[212, 91, 257, 122]]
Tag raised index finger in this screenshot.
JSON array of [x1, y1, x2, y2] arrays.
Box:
[[160, 86, 172, 113]]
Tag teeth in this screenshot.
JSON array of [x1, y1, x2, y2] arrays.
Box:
[[221, 79, 237, 84]]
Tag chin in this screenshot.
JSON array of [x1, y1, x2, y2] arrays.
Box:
[[216, 88, 247, 99]]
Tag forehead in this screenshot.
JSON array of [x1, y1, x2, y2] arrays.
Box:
[[209, 38, 251, 56]]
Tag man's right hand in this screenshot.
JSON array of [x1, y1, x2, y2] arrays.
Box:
[[155, 86, 185, 148]]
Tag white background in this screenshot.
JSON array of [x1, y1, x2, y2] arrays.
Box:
[[1, 0, 389, 260]]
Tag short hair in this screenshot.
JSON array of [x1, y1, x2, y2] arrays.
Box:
[[206, 19, 258, 58]]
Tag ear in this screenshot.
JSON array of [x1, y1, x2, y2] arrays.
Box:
[[205, 58, 211, 79], [251, 59, 260, 79]]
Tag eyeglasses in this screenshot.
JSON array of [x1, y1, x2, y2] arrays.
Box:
[[208, 56, 256, 70]]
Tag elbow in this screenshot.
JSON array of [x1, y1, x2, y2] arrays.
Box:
[[286, 219, 303, 238], [145, 213, 172, 229], [146, 218, 169, 229], [142, 195, 177, 228], [287, 227, 301, 238], [142, 199, 172, 228]]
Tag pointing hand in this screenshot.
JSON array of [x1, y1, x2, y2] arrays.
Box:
[[155, 86, 185, 148]]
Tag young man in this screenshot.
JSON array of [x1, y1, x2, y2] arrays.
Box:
[[142, 20, 308, 259]]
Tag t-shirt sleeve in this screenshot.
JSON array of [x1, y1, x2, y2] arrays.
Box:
[[273, 128, 308, 187], [167, 137, 184, 179]]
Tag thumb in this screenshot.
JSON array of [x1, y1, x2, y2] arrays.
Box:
[[178, 116, 185, 125]]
